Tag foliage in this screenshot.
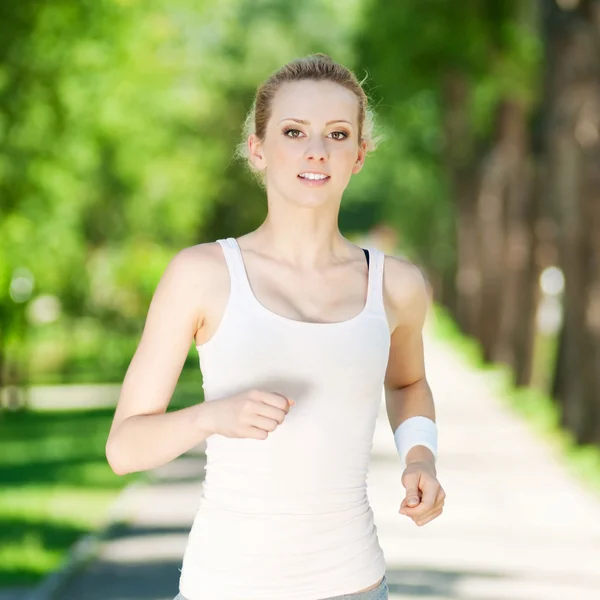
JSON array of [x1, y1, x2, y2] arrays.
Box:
[[1, 0, 367, 384], [351, 0, 542, 272]]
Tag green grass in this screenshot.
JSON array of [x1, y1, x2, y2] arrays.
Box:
[[429, 303, 600, 500], [0, 377, 203, 587], [27, 322, 202, 386]]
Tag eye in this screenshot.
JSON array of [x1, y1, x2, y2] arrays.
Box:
[[329, 131, 349, 140], [283, 127, 302, 138]]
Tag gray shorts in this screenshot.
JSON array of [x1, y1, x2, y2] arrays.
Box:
[[174, 574, 388, 599]]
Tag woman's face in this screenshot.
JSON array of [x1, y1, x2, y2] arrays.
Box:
[[248, 79, 366, 208]]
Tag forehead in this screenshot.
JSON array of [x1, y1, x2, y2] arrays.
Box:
[[270, 80, 358, 124]]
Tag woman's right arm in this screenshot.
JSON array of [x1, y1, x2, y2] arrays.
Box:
[[105, 245, 216, 476]]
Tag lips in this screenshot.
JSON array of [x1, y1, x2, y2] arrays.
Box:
[[298, 173, 330, 181]]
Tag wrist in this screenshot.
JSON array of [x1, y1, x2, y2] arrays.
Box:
[[194, 401, 216, 437], [393, 415, 438, 469], [405, 445, 436, 468]]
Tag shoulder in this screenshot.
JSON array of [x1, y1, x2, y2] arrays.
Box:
[[158, 241, 229, 304], [164, 241, 226, 280], [381, 253, 431, 332], [172, 240, 226, 268]]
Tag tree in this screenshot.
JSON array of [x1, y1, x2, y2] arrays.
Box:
[[542, 0, 600, 443]]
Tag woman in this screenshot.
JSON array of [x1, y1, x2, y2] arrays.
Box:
[[106, 53, 445, 600]]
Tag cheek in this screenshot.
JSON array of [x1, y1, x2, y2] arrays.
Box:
[[267, 139, 296, 167], [336, 145, 359, 167]]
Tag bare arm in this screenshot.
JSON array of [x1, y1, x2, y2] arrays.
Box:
[[383, 258, 436, 468], [105, 245, 216, 476]]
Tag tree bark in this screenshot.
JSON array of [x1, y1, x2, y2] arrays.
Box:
[[513, 158, 549, 388], [475, 101, 515, 362], [493, 101, 539, 384], [441, 70, 481, 337], [543, 0, 600, 444]]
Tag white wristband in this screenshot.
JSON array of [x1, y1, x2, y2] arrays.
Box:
[[393, 416, 438, 468]]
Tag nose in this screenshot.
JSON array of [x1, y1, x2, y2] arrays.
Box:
[[304, 138, 328, 162]]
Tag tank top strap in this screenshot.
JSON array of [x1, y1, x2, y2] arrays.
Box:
[[364, 246, 387, 318], [216, 237, 255, 302]]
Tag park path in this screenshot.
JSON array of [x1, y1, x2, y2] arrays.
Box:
[[33, 324, 600, 599]]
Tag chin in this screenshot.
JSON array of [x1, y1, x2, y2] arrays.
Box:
[[290, 191, 333, 209]]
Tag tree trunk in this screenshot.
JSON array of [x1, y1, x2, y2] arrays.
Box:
[[543, 0, 600, 444], [437, 264, 458, 317], [586, 143, 600, 442], [513, 158, 548, 388], [441, 70, 480, 337], [472, 99, 538, 372], [493, 101, 539, 384], [475, 101, 514, 362]]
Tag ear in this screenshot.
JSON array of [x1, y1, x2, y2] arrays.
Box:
[[248, 134, 267, 171], [351, 140, 367, 175]]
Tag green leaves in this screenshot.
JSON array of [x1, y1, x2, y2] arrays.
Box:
[[1, 0, 365, 383]]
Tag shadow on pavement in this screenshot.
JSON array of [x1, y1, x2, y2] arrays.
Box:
[[57, 558, 183, 600], [385, 565, 524, 600], [60, 558, 519, 600]]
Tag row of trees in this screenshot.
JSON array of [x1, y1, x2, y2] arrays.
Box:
[[355, 0, 600, 444], [1, 0, 598, 446]]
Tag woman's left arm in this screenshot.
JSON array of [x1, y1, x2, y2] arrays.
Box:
[[383, 256, 446, 527]]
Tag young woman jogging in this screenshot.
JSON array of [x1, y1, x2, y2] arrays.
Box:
[[106, 53, 445, 600]]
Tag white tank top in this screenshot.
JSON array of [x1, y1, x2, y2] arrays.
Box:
[[179, 237, 390, 600]]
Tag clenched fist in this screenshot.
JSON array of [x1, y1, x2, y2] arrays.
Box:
[[399, 460, 445, 527], [204, 389, 295, 440]]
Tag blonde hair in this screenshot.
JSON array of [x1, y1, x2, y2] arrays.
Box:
[[234, 53, 382, 188]]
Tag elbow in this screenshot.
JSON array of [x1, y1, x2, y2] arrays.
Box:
[[385, 376, 428, 392], [105, 438, 132, 476]]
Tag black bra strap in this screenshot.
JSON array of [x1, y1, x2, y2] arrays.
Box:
[[362, 247, 370, 269]]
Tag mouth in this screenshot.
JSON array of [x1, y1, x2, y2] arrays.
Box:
[[297, 172, 330, 185]]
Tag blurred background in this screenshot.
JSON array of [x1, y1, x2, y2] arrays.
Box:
[[1, 0, 599, 598]]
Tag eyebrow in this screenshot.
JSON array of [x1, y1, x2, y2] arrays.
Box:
[[279, 118, 352, 126]]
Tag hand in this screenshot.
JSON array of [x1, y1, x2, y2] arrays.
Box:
[[399, 460, 445, 526], [205, 389, 295, 440]]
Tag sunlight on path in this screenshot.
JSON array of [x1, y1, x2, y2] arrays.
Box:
[[368, 326, 600, 599]]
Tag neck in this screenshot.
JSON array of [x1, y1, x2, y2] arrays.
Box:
[[247, 207, 351, 269]]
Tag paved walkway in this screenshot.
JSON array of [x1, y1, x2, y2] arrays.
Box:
[[38, 327, 600, 599]]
